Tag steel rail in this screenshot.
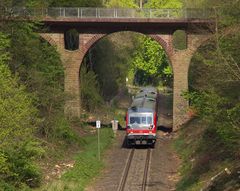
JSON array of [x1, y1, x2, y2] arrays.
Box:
[[118, 148, 135, 191], [141, 148, 151, 191]]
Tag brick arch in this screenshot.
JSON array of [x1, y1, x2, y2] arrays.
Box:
[[186, 34, 212, 73], [148, 34, 172, 57], [81, 34, 107, 56], [189, 34, 212, 56], [187, 34, 212, 76], [39, 33, 58, 47], [148, 34, 173, 69], [79, 32, 172, 64]]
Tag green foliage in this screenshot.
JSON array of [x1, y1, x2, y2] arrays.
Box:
[[49, 0, 103, 7], [2, 141, 44, 188], [80, 62, 103, 111], [39, 128, 113, 191], [51, 114, 80, 144], [144, 0, 182, 8], [173, 30, 187, 50], [0, 32, 43, 190], [175, 118, 239, 191], [64, 29, 79, 51], [3, 21, 65, 139], [106, 0, 138, 8], [182, 0, 206, 8], [0, 32, 10, 63], [0, 37, 37, 148], [183, 0, 240, 25], [88, 33, 132, 101], [25, 0, 49, 8], [184, 90, 240, 150], [1, 13, 66, 189], [178, 1, 240, 189], [130, 36, 172, 86]]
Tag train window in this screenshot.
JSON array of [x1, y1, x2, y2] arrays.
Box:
[[142, 117, 147, 124], [130, 117, 140, 124], [129, 116, 152, 125], [147, 117, 152, 124]]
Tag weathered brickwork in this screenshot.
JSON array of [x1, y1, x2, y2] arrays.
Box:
[[40, 31, 210, 129]]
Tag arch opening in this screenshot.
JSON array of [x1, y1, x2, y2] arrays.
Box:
[[173, 30, 187, 50], [78, 31, 174, 130], [64, 29, 79, 51]]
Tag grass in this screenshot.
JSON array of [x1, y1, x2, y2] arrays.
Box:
[[36, 128, 114, 191]]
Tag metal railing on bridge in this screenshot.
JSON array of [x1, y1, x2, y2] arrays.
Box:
[[2, 7, 213, 19]]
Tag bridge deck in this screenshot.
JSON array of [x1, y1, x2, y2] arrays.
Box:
[[2, 7, 214, 32], [4, 7, 213, 20]]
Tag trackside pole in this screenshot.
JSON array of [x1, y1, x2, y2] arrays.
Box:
[[96, 120, 101, 161]]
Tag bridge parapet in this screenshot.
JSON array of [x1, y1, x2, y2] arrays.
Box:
[[4, 7, 213, 20]]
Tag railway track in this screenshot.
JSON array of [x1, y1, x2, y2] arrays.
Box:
[[118, 148, 152, 191], [141, 148, 151, 191]]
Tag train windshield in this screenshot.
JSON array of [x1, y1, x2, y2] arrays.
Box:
[[129, 113, 153, 126]]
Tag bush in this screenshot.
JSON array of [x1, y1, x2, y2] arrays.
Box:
[[52, 115, 79, 144], [80, 62, 103, 112], [0, 32, 43, 190], [0, 141, 44, 189]]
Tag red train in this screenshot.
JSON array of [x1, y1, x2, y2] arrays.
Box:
[[125, 87, 158, 147]]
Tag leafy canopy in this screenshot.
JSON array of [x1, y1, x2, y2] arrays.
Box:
[[130, 36, 172, 86], [144, 0, 182, 9]]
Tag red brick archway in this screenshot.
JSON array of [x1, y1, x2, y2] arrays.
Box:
[[78, 32, 173, 62]]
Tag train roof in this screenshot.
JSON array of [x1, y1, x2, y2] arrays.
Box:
[[128, 97, 156, 113], [137, 87, 158, 98], [135, 91, 157, 99], [139, 87, 157, 94]]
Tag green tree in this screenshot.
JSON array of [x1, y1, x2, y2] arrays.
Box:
[[0, 32, 43, 189], [106, 0, 138, 8], [144, 0, 182, 8], [178, 1, 240, 186], [130, 36, 172, 86], [2, 21, 65, 138], [0, 32, 37, 147], [81, 32, 135, 103], [49, 0, 103, 7]]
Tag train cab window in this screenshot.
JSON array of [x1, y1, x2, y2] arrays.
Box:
[[142, 116, 152, 125], [141, 116, 152, 124], [147, 117, 152, 124], [130, 117, 140, 124], [129, 115, 152, 125], [142, 117, 147, 124]]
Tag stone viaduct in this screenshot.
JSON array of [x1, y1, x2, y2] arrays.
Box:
[[38, 9, 213, 129]]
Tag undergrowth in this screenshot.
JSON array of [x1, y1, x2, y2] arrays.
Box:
[[38, 128, 114, 191], [174, 118, 240, 191]]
